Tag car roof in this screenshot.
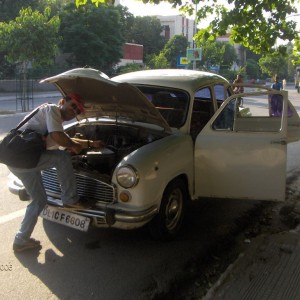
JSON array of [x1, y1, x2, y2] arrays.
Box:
[[112, 69, 229, 92]]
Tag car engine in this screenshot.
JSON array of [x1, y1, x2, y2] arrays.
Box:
[[67, 122, 168, 176]]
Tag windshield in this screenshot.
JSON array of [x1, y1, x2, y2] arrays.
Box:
[[134, 86, 190, 128]]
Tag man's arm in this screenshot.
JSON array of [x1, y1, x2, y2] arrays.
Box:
[[50, 131, 83, 154]]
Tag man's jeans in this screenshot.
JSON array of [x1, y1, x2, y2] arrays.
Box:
[[9, 150, 78, 242]]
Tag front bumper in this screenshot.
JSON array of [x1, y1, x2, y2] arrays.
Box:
[[47, 197, 158, 229]]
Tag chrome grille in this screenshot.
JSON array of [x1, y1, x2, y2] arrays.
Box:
[[42, 168, 115, 203]]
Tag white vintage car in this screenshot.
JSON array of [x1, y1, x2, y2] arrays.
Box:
[[8, 67, 300, 239]]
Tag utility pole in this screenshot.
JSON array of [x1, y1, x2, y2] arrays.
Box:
[[193, 3, 198, 70]]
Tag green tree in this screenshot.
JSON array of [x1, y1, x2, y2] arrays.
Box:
[[258, 52, 288, 78], [246, 59, 260, 80], [126, 16, 165, 60], [116, 63, 145, 75], [198, 41, 225, 70], [77, 1, 299, 55], [0, 7, 60, 111], [148, 53, 171, 69], [162, 35, 189, 68], [293, 37, 300, 65], [0, 0, 41, 77], [163, 0, 298, 55], [220, 43, 238, 71], [59, 3, 124, 74], [147, 35, 188, 69], [114, 4, 135, 43], [0, 0, 37, 21]]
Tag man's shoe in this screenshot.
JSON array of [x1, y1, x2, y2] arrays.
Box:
[[18, 188, 31, 201], [64, 198, 93, 210], [13, 238, 41, 253]]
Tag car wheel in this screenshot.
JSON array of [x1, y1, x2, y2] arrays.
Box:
[[148, 178, 187, 240]]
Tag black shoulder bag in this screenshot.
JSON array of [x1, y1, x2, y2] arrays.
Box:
[[0, 106, 47, 169]]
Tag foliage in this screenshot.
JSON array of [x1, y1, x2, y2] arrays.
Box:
[[0, 7, 60, 66], [292, 37, 300, 65], [258, 52, 288, 78], [0, 0, 37, 21], [116, 63, 146, 75], [136, 0, 299, 55], [75, 0, 106, 7], [0, 6, 60, 110], [220, 68, 240, 82], [148, 53, 171, 69], [75, 0, 299, 56], [0, 0, 72, 21], [147, 35, 189, 69], [0, 52, 16, 79], [197, 40, 225, 69], [126, 16, 165, 59], [161, 35, 189, 68], [114, 5, 135, 43], [221, 43, 238, 70], [59, 3, 124, 74], [246, 59, 260, 80]]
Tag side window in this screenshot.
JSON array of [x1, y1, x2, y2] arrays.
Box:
[[213, 93, 285, 132], [214, 84, 231, 109], [212, 98, 236, 130], [191, 87, 213, 139], [195, 87, 212, 100]]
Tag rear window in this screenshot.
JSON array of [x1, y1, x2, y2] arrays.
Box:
[[136, 86, 190, 128]]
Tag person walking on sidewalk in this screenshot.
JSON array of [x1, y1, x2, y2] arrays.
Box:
[[10, 92, 104, 253], [271, 75, 283, 91]]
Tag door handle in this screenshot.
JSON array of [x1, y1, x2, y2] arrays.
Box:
[[271, 140, 287, 145]]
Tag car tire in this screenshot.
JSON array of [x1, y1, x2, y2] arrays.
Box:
[[148, 178, 187, 241]]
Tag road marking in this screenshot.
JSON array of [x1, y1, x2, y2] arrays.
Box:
[[0, 208, 26, 224]]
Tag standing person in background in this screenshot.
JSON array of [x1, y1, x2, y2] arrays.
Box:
[[271, 75, 283, 91], [282, 78, 287, 90], [233, 74, 244, 106]]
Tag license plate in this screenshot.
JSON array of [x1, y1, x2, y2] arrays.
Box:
[[40, 205, 91, 232]]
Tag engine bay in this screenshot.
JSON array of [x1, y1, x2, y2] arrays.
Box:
[[66, 122, 168, 176]]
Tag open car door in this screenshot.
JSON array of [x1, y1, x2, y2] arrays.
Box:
[[194, 89, 295, 202]]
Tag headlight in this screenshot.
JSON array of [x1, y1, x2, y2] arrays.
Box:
[[116, 165, 139, 188]]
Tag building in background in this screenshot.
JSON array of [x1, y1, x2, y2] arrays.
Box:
[[117, 43, 144, 67], [157, 15, 195, 47]]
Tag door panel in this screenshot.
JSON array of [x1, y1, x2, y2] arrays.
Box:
[[194, 91, 288, 201]]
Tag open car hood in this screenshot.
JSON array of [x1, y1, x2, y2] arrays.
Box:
[[40, 67, 171, 133]]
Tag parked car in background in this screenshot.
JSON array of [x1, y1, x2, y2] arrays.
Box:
[[8, 67, 300, 240], [265, 77, 272, 87]]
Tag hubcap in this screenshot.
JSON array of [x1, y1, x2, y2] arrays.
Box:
[[165, 188, 183, 231]]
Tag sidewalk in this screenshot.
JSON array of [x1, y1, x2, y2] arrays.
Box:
[[0, 91, 61, 137], [204, 226, 300, 299], [0, 91, 61, 113], [203, 160, 300, 299]]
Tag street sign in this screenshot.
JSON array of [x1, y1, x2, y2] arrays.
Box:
[[186, 48, 202, 61], [209, 65, 220, 72], [177, 56, 189, 67]]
